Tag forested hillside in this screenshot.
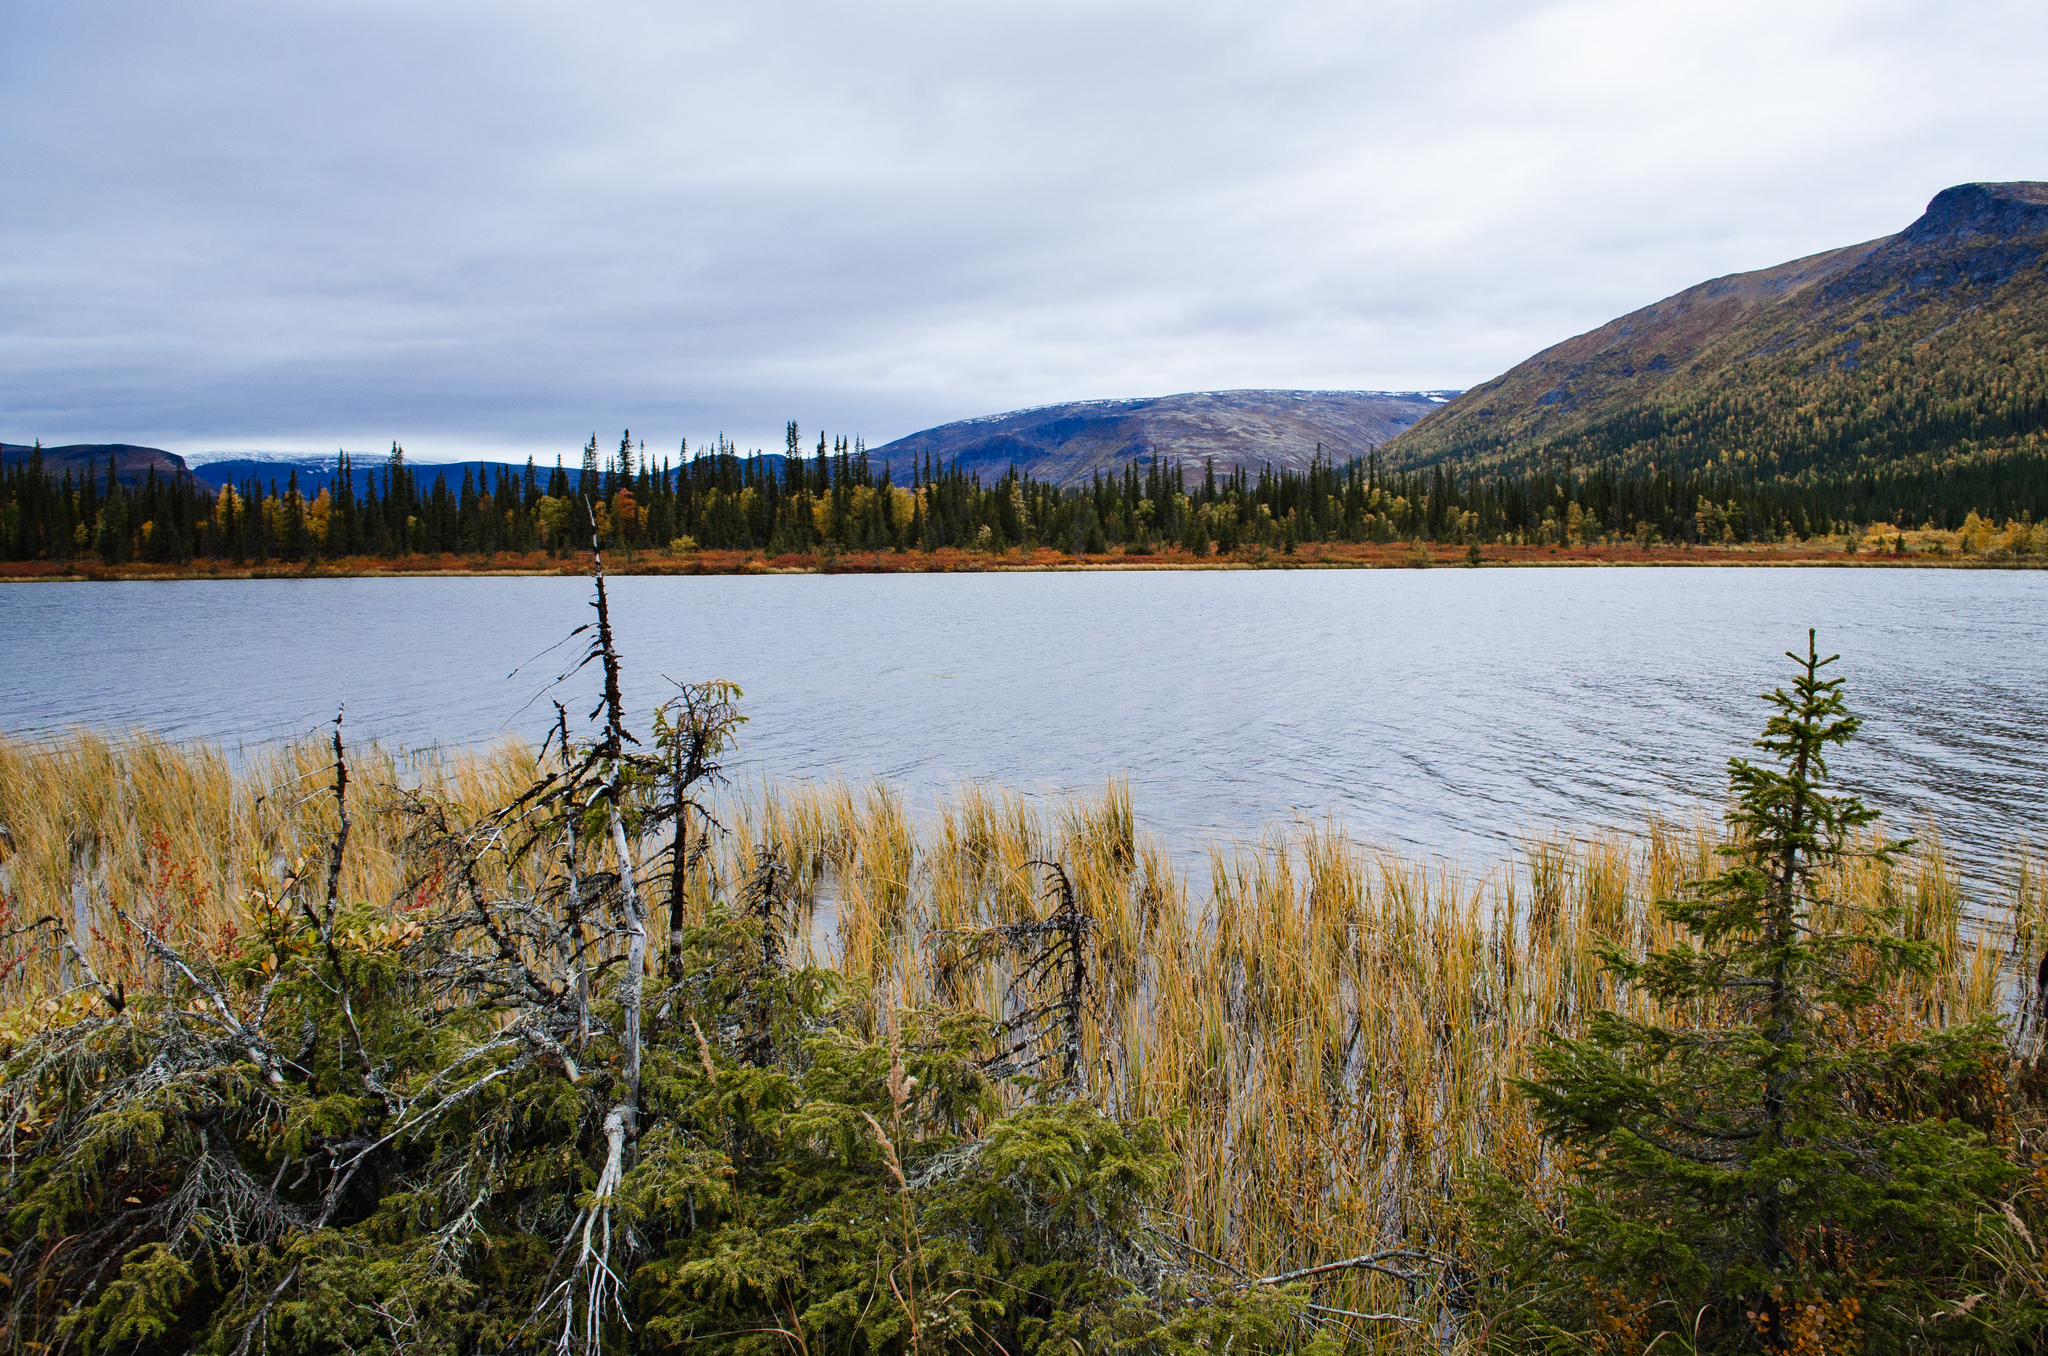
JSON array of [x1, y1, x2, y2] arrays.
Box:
[[1391, 182, 2048, 527], [0, 441, 189, 486]]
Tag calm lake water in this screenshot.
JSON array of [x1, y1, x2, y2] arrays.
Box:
[[4, 568, 2044, 878]]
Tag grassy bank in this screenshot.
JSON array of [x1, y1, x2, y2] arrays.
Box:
[[3, 727, 2040, 1347], [4, 526, 2045, 582]]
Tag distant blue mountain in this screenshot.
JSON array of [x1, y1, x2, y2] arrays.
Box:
[[188, 456, 538, 497], [4, 444, 810, 497], [190, 453, 803, 497]]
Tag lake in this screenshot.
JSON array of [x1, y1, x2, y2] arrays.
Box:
[[4, 567, 2044, 878]]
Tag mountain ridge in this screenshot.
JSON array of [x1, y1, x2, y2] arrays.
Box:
[[0, 442, 190, 486], [870, 388, 1457, 486], [1390, 181, 2048, 496]]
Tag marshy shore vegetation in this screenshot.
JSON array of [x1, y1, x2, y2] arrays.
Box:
[[3, 584, 2047, 1351]]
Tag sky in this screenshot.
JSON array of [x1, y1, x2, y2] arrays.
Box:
[[4, 0, 2045, 465]]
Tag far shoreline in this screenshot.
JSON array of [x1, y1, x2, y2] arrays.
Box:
[[5, 533, 2047, 582]]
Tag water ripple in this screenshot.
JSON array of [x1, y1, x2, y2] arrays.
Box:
[[3, 568, 2044, 876]]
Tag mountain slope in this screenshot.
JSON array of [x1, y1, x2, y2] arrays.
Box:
[[871, 389, 1457, 485], [0, 442, 189, 486], [1390, 182, 2048, 495]]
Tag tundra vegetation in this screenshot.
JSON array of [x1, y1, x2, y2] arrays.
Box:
[[2, 597, 2046, 1353]]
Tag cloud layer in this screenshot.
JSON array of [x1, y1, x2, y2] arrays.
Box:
[[5, 0, 2044, 461]]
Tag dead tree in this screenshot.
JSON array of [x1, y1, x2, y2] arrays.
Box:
[[736, 847, 790, 1069], [937, 858, 1098, 1095], [652, 678, 745, 975]]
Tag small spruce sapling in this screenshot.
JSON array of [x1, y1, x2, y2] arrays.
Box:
[[1468, 632, 2026, 1354]]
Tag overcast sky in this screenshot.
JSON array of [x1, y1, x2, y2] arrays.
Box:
[[4, 0, 2044, 463]]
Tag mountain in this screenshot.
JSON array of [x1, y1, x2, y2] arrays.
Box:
[[183, 452, 357, 493], [1389, 182, 2048, 493], [185, 454, 538, 497], [0, 442, 190, 486], [870, 389, 1458, 486]]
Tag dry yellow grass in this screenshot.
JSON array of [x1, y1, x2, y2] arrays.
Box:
[[2, 730, 2036, 1326]]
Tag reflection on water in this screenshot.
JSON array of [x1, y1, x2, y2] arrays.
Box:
[[4, 568, 2045, 876]]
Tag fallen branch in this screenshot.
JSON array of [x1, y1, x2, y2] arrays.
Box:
[[1246, 1249, 1444, 1288]]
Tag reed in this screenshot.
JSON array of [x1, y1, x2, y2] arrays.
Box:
[[1, 730, 2035, 1337]]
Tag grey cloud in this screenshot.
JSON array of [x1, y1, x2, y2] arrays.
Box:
[[4, 0, 2045, 461]]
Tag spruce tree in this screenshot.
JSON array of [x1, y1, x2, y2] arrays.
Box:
[[1470, 632, 2032, 1354], [578, 433, 600, 541], [95, 456, 130, 563]]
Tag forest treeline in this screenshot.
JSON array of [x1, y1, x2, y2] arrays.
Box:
[[5, 420, 2046, 566]]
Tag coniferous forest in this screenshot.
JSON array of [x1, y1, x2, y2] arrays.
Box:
[[6, 421, 2048, 568]]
